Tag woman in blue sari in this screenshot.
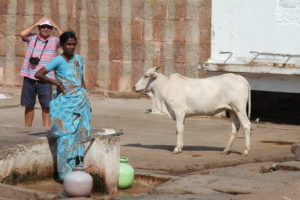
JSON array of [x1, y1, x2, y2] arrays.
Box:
[[35, 31, 91, 181]]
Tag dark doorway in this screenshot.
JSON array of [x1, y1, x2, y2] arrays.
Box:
[[251, 91, 300, 125]]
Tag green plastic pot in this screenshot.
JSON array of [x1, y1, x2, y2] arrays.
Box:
[[118, 157, 134, 189]]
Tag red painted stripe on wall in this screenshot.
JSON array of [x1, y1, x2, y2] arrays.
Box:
[[15, 0, 26, 57], [33, 0, 43, 20], [152, 0, 167, 71], [174, 0, 187, 75], [16, 0, 25, 16], [131, 0, 145, 86], [108, 0, 122, 91], [199, 0, 211, 61], [50, 0, 60, 34], [66, 0, 74, 31], [75, 0, 81, 53], [86, 0, 100, 89], [0, 0, 9, 57]]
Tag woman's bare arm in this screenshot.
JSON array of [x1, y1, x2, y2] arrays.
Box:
[[35, 67, 65, 93]]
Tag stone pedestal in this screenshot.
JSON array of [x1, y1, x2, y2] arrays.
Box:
[[84, 136, 120, 194]]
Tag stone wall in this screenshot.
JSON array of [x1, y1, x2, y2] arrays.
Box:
[[0, 0, 211, 93]]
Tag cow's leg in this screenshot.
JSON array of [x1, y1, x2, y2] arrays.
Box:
[[223, 111, 240, 154], [235, 111, 251, 155], [173, 111, 185, 154]]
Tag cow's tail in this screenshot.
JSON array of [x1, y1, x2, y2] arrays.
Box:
[[247, 82, 251, 119]]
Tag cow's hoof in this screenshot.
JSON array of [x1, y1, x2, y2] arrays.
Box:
[[173, 148, 182, 154], [222, 150, 231, 155], [242, 150, 249, 156]]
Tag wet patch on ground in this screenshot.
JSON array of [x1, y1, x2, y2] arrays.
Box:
[[14, 172, 170, 199]]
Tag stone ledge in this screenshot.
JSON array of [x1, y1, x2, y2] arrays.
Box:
[[199, 63, 300, 75], [0, 127, 120, 194]]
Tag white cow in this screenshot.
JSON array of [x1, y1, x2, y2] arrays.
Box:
[[134, 67, 251, 155]]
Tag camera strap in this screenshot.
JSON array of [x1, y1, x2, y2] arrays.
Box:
[[29, 37, 49, 60]]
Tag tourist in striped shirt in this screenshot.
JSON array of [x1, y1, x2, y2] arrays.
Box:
[[20, 18, 63, 127]]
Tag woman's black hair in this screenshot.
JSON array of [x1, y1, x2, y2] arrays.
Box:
[[59, 31, 77, 46]]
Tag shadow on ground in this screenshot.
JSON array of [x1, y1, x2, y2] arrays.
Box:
[[123, 143, 225, 152]]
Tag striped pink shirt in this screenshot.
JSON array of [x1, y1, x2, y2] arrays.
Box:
[[20, 33, 59, 80]]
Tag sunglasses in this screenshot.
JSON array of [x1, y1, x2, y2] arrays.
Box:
[[39, 25, 53, 30]]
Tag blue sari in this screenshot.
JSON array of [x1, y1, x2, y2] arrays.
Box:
[[46, 54, 91, 181]]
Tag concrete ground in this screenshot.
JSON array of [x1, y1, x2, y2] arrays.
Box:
[[0, 86, 300, 200]]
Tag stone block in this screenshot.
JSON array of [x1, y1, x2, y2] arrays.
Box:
[[122, 41, 132, 61], [86, 0, 99, 18], [16, 0, 25, 16], [108, 61, 121, 91], [0, 37, 6, 56], [87, 17, 100, 39], [131, 19, 144, 41], [186, 20, 200, 42], [152, 20, 165, 41], [98, 0, 109, 18], [119, 61, 132, 92], [0, 18, 6, 37], [15, 39, 26, 57], [0, 140, 54, 184], [33, 0, 43, 16], [152, 1, 167, 20], [130, 0, 144, 19], [108, 18, 122, 41], [186, 0, 201, 20], [85, 59, 99, 89], [185, 43, 200, 63], [96, 60, 109, 90], [99, 41, 109, 60], [174, 0, 187, 20], [174, 62, 187, 76], [108, 0, 122, 18], [174, 21, 188, 42], [87, 39, 100, 60], [108, 40, 123, 61], [173, 41, 186, 63], [131, 41, 145, 62], [0, 0, 8, 15], [118, 75, 131, 92], [15, 15, 26, 34], [131, 61, 144, 85], [84, 135, 120, 194]]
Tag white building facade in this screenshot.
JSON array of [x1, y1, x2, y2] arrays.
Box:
[[202, 0, 300, 93]]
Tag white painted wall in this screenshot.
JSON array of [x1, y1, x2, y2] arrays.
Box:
[[210, 0, 300, 65]]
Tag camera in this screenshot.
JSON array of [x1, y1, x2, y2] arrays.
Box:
[[29, 57, 40, 65]]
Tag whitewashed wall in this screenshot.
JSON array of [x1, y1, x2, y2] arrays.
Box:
[[210, 0, 300, 65]]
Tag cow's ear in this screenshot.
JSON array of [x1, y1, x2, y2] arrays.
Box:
[[149, 72, 158, 79], [154, 67, 160, 71]]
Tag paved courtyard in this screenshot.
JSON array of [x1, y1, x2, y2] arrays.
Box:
[[0, 86, 300, 200]]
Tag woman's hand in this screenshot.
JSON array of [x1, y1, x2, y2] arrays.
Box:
[[57, 82, 65, 94]]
